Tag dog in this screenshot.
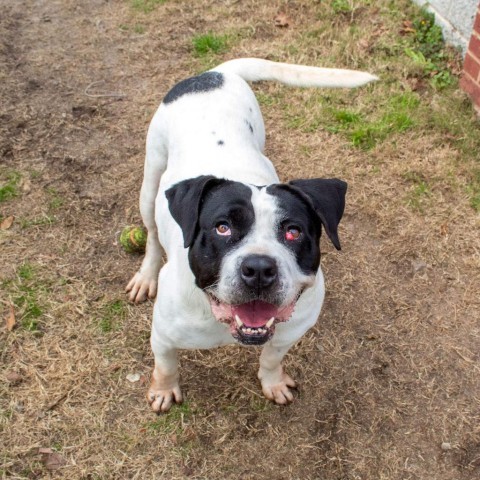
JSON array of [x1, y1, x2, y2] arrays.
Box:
[[126, 58, 377, 412]]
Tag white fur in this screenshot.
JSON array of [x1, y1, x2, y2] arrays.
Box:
[[126, 59, 376, 411]]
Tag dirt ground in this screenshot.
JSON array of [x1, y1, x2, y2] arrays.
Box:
[[1, 0, 479, 479]]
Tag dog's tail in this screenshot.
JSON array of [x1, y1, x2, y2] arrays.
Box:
[[212, 58, 378, 89]]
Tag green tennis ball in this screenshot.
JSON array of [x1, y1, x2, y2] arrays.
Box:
[[120, 226, 147, 254]]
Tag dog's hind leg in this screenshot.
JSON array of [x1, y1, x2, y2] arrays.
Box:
[[126, 113, 167, 303], [258, 342, 297, 404]]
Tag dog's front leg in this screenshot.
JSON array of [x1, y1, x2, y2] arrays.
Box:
[[258, 342, 297, 404], [126, 119, 168, 303], [147, 346, 182, 413]]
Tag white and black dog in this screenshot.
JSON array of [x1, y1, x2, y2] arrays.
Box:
[[126, 58, 377, 412]]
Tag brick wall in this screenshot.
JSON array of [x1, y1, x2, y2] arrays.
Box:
[[460, 4, 480, 111]]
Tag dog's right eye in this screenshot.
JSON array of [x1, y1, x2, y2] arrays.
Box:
[[215, 222, 231, 236]]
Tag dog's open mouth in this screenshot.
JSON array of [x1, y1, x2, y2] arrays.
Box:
[[207, 295, 298, 346]]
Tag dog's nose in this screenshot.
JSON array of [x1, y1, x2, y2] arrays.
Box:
[[240, 255, 278, 289]]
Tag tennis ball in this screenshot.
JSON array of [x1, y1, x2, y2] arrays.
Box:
[[120, 225, 147, 254]]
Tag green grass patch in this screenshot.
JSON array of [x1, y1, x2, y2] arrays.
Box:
[[145, 402, 193, 434], [119, 23, 146, 34], [130, 0, 166, 14], [320, 92, 419, 149], [0, 171, 21, 203], [331, 0, 353, 14], [13, 263, 45, 332], [403, 171, 432, 212], [97, 299, 128, 333], [192, 32, 229, 57], [45, 187, 64, 210], [20, 214, 56, 229]]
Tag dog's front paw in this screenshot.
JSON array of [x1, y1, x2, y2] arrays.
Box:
[[147, 384, 183, 413], [259, 369, 297, 405], [126, 270, 157, 303]]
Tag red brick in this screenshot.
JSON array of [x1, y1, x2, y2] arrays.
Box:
[[464, 53, 480, 81], [475, 9, 480, 35], [468, 33, 480, 58], [460, 73, 480, 108]]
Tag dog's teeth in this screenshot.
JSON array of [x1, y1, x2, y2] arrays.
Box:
[[246, 328, 252, 334], [266, 317, 275, 328], [235, 315, 243, 328]]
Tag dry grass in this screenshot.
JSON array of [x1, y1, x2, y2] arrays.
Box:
[[1, 0, 479, 478]]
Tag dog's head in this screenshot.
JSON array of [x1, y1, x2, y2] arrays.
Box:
[[166, 175, 347, 346]]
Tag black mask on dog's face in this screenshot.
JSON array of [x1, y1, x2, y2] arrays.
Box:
[[165, 175, 347, 292]]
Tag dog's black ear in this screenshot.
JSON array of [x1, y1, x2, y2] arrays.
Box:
[[165, 175, 226, 248], [287, 178, 347, 250]]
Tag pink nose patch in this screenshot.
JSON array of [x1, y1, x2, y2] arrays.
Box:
[[231, 301, 279, 327]]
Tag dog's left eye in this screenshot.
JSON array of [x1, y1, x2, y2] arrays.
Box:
[[285, 226, 301, 241], [216, 222, 231, 236]]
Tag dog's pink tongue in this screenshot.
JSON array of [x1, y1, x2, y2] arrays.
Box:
[[231, 301, 279, 327]]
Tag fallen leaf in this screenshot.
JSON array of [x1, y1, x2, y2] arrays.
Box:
[[6, 371, 23, 384], [5, 304, 16, 331], [407, 77, 427, 93], [274, 12, 290, 28], [38, 448, 66, 470], [358, 38, 371, 51], [400, 20, 415, 35], [0, 215, 14, 230], [440, 223, 449, 236]]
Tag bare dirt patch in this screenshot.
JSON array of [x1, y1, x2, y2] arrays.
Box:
[[1, 0, 479, 479]]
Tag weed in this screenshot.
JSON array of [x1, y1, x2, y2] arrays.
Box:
[[192, 33, 229, 56], [430, 70, 455, 89], [0, 171, 21, 203], [130, 0, 165, 14], [404, 8, 455, 90], [412, 9, 443, 59], [145, 402, 192, 434]]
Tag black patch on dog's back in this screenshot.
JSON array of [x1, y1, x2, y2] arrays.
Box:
[[163, 72, 224, 104]]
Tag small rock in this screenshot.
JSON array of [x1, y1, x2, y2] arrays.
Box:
[[441, 442, 452, 451], [126, 373, 141, 383], [411, 259, 427, 273]]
